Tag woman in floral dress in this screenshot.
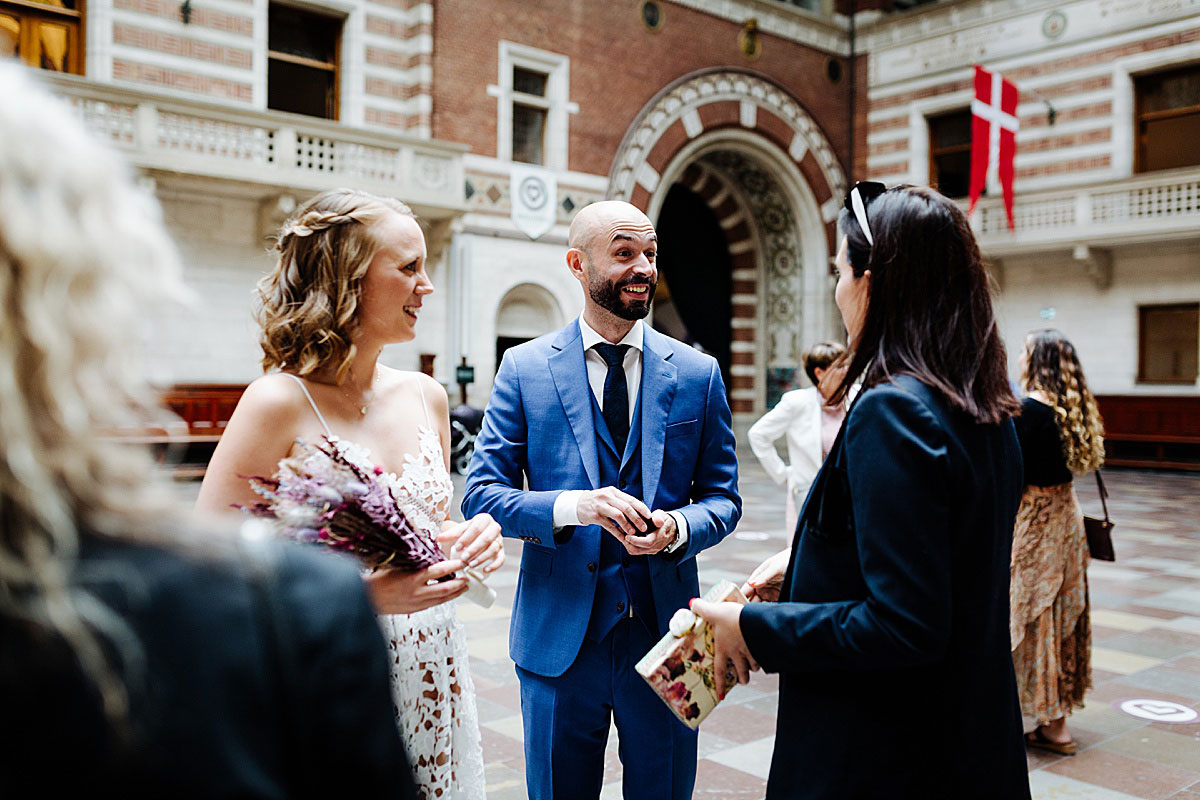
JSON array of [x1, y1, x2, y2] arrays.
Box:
[[1011, 328, 1105, 756]]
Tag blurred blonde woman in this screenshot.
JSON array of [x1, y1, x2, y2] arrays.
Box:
[[1011, 329, 1105, 755], [0, 64, 415, 795], [196, 188, 501, 799]]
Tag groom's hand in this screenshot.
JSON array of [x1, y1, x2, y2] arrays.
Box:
[[622, 510, 676, 556], [577, 487, 652, 540]]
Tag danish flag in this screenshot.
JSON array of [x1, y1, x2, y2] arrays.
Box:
[[969, 65, 1020, 231]]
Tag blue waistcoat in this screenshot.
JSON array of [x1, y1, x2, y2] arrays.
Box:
[[585, 390, 656, 642]]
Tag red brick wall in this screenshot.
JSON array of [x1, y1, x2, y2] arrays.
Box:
[[113, 59, 252, 102], [114, 0, 253, 37], [431, 0, 854, 178], [113, 23, 253, 69], [849, 52, 869, 182]]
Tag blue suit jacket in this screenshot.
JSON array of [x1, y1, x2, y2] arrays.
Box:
[[462, 320, 741, 677]]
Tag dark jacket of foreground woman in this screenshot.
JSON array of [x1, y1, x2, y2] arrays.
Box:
[[741, 376, 1031, 800], [2, 529, 417, 799]]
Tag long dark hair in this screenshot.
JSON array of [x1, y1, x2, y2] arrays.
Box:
[[831, 185, 1019, 425]]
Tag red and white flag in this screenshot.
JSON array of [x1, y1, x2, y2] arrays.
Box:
[[969, 65, 1020, 231]]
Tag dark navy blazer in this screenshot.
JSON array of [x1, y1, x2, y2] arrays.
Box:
[[3, 532, 416, 799], [740, 376, 1031, 800], [462, 320, 741, 678]]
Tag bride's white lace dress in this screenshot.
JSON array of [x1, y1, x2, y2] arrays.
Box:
[[367, 427, 486, 800], [285, 375, 486, 800]]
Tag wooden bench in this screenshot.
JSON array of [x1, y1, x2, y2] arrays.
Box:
[[102, 384, 246, 479], [1095, 394, 1200, 471], [159, 383, 247, 478], [162, 383, 247, 438]]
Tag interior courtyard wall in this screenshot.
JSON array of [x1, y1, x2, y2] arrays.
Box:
[[861, 0, 1200, 395], [995, 244, 1200, 394], [455, 227, 582, 407], [88, 0, 434, 135], [52, 0, 865, 411], [430, 0, 854, 175], [145, 188, 454, 386], [144, 191, 271, 385]]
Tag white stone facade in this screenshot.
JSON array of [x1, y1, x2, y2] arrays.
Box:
[[996, 243, 1200, 395], [43, 0, 1199, 403], [862, 0, 1200, 393]]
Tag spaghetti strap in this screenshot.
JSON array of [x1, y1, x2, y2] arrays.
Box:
[[416, 375, 432, 429], [283, 373, 334, 437]]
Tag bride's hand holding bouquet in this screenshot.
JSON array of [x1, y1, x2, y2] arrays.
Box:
[[242, 435, 500, 611], [369, 513, 507, 613], [441, 512, 506, 576]]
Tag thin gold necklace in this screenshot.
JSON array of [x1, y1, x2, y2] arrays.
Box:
[[340, 367, 377, 416]]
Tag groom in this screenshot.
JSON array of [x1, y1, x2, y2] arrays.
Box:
[[462, 201, 740, 800]]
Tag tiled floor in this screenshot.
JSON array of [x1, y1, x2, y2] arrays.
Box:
[[449, 446, 1200, 799]]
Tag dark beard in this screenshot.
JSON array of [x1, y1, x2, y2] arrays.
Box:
[[589, 275, 656, 321]]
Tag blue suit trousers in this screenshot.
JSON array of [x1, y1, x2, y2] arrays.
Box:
[[516, 617, 698, 800]]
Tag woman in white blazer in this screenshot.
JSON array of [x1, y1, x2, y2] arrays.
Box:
[[747, 342, 848, 540]]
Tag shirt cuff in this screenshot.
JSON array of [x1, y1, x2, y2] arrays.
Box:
[[664, 510, 689, 553], [552, 489, 584, 529]]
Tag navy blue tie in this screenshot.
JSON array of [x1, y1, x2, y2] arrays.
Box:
[[594, 343, 630, 454]]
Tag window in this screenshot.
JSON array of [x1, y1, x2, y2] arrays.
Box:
[[927, 109, 974, 199], [1135, 65, 1200, 173], [1139, 303, 1199, 384], [489, 42, 577, 171], [0, 0, 83, 74], [268, 3, 342, 120], [511, 67, 548, 165]]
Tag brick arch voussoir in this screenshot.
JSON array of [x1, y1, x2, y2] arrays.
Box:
[[636, 98, 840, 248], [674, 161, 755, 267], [613, 71, 846, 231]]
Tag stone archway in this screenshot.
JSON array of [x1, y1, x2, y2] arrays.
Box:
[[495, 282, 563, 371], [609, 69, 845, 416]]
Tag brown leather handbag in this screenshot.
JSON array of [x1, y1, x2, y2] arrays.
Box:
[[1083, 470, 1115, 561]]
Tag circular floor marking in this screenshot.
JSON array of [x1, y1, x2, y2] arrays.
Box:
[[1115, 699, 1199, 723], [733, 530, 771, 541]]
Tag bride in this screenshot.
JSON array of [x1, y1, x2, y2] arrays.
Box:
[[195, 188, 501, 799]]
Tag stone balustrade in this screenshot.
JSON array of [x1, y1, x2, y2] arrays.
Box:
[[44, 73, 467, 218], [971, 167, 1200, 255]]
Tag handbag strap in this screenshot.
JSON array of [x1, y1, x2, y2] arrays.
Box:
[[1094, 469, 1110, 523]]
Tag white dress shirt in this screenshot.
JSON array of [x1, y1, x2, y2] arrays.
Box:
[[551, 317, 688, 551]]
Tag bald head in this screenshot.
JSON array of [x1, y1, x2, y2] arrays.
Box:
[[568, 201, 655, 255]]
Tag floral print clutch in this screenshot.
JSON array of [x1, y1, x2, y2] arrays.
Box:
[[635, 580, 750, 729]]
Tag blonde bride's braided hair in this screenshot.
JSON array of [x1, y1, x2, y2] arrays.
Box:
[[258, 189, 415, 381], [1021, 329, 1106, 474]]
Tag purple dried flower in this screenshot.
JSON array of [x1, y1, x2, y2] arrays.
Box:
[[237, 435, 446, 572]]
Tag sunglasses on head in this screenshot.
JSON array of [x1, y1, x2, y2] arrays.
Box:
[[843, 181, 886, 246]]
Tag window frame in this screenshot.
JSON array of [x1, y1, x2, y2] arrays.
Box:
[[926, 107, 974, 199], [1, 0, 85, 75], [266, 0, 343, 121], [1138, 302, 1200, 385], [1133, 63, 1200, 174], [488, 41, 577, 171]]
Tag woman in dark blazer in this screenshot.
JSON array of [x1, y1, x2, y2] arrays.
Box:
[[694, 184, 1031, 799]]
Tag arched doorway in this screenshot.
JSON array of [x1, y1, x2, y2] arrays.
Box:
[[653, 149, 812, 410], [654, 183, 733, 391], [495, 282, 563, 371], [610, 69, 845, 417]]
